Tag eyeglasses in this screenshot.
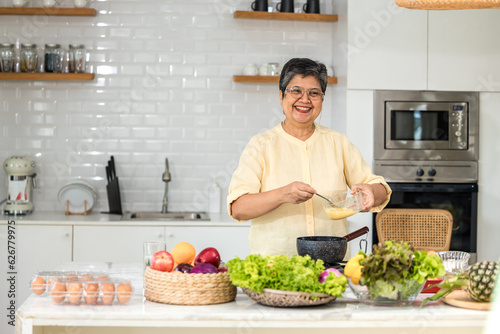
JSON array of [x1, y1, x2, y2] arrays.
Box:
[[284, 85, 324, 101]]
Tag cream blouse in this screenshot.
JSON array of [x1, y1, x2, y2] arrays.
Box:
[[227, 123, 391, 257]]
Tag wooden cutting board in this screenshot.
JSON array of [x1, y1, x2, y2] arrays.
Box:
[[443, 290, 491, 310]]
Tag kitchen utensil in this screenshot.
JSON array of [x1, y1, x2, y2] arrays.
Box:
[[438, 251, 470, 274], [20, 44, 38, 73], [3, 156, 37, 215], [12, 0, 29, 7], [276, 0, 294, 12], [74, 0, 90, 8], [296, 226, 369, 265], [43, 0, 61, 7], [58, 181, 97, 214], [243, 63, 259, 76], [443, 290, 491, 311], [322, 189, 363, 220], [103, 156, 122, 215], [68, 44, 86, 73], [0, 43, 15, 73], [348, 277, 426, 306], [303, 0, 320, 13], [242, 287, 335, 307], [315, 193, 333, 205], [259, 63, 270, 75], [251, 0, 268, 11]]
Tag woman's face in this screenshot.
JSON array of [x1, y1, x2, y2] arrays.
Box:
[[279, 75, 323, 127]]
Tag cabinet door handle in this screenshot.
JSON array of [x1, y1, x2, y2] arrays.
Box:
[[158, 234, 163, 238], [65, 233, 70, 237]]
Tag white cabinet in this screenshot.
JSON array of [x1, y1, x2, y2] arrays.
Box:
[[428, 10, 500, 92], [165, 226, 249, 262], [73, 226, 164, 263], [0, 224, 72, 334], [347, 0, 427, 90]]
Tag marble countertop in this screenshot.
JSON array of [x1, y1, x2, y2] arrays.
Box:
[[1, 211, 250, 227], [16, 263, 491, 334]]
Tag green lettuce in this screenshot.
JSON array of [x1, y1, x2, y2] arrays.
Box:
[[226, 254, 346, 297], [359, 241, 446, 300]]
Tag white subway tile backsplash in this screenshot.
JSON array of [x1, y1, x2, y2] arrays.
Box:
[[0, 0, 336, 213]]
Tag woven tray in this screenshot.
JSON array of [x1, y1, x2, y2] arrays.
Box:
[[242, 287, 336, 307], [395, 0, 500, 10], [144, 266, 237, 305]]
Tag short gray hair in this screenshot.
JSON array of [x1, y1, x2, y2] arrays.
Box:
[[279, 58, 327, 96]]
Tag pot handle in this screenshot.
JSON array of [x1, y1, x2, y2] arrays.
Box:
[[343, 226, 369, 242]]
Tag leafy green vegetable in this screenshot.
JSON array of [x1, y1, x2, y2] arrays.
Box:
[[226, 254, 347, 297], [359, 241, 446, 300]]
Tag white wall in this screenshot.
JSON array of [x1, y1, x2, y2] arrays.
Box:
[[344, 0, 500, 261], [0, 0, 338, 214]]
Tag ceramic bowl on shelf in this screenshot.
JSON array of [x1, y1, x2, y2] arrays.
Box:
[[347, 278, 426, 306], [322, 190, 363, 220]]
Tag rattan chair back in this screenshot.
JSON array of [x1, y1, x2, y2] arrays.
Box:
[[376, 208, 453, 252]]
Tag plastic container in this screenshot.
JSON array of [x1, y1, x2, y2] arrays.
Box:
[[30, 271, 133, 305]]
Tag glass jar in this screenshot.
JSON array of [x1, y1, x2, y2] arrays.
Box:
[[20, 44, 38, 73], [0, 43, 15, 73], [44, 44, 64, 73], [68, 44, 86, 73]]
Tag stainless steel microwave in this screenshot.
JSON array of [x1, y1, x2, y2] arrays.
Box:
[[374, 90, 479, 162]]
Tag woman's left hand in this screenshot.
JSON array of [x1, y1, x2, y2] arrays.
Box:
[[350, 183, 387, 212]]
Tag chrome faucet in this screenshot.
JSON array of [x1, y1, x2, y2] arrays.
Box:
[[161, 158, 171, 213]]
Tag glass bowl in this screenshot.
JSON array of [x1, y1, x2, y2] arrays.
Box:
[[322, 190, 363, 220], [438, 251, 470, 274], [347, 278, 425, 306]]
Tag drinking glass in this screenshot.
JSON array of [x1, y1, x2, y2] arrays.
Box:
[[143, 241, 166, 270]]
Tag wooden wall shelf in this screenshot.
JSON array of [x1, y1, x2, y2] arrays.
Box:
[[0, 7, 96, 16], [0, 73, 95, 81], [233, 75, 337, 84], [233, 10, 337, 22]]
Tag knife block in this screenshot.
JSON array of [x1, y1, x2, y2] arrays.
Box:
[[105, 178, 122, 215]]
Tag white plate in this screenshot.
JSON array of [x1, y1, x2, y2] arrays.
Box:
[[58, 182, 97, 213]]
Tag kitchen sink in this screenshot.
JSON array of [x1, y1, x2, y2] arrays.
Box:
[[121, 211, 210, 221]]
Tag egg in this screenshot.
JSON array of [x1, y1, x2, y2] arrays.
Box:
[[83, 283, 99, 304], [116, 282, 132, 304], [64, 274, 78, 282], [31, 276, 46, 295], [50, 282, 66, 304], [67, 282, 83, 305], [97, 275, 109, 282], [80, 274, 94, 282], [100, 282, 115, 304], [47, 276, 56, 287]]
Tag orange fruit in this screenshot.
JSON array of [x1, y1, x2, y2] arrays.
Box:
[[171, 242, 196, 265]]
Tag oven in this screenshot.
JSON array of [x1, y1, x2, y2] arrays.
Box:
[[373, 90, 479, 263]]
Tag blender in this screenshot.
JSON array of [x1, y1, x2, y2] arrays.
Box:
[[3, 156, 37, 215]]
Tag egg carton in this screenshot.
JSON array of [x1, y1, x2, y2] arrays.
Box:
[[30, 271, 134, 305]]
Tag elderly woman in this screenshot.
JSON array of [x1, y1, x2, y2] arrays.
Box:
[[227, 58, 391, 257]]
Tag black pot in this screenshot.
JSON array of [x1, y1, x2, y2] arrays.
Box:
[[296, 226, 369, 265]]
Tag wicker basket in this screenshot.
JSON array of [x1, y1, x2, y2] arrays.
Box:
[[242, 287, 336, 307], [395, 0, 500, 10], [144, 266, 237, 305]]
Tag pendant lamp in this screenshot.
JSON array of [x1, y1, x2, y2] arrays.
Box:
[[395, 0, 500, 10]]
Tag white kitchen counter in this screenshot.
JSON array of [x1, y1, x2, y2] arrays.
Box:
[[14, 264, 491, 334], [2, 211, 250, 227], [15, 287, 490, 334]]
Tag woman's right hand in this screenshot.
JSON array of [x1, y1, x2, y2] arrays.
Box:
[[282, 181, 316, 204]]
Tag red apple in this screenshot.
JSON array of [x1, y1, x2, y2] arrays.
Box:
[[151, 250, 174, 272], [194, 247, 221, 268]]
